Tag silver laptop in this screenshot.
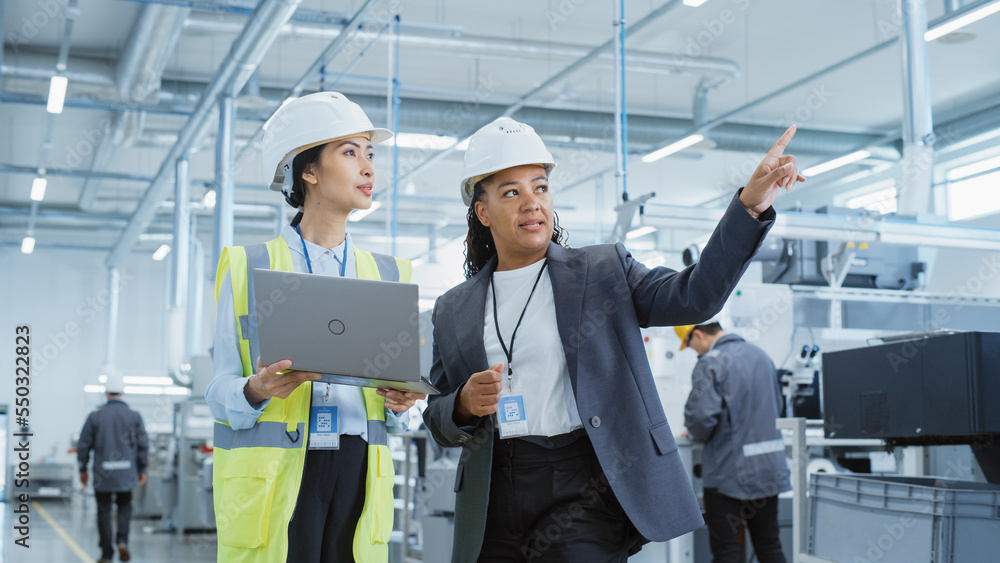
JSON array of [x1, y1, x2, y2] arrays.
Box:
[[253, 269, 439, 395]]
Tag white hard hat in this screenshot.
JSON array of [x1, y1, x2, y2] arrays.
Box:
[[261, 91, 393, 195], [459, 117, 556, 206], [103, 368, 125, 394]]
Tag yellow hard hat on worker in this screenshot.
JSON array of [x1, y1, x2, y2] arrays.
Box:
[[674, 315, 723, 351]]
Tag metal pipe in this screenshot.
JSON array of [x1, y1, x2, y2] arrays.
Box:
[[213, 94, 235, 276], [105, 267, 121, 366], [106, 0, 303, 269], [0, 64, 924, 158], [56, 0, 81, 72], [391, 15, 401, 256], [187, 231, 205, 356], [397, 0, 686, 184], [148, 7, 192, 95], [121, 0, 464, 35], [0, 163, 156, 183], [693, 78, 715, 128], [613, 0, 628, 202], [78, 113, 130, 209], [172, 158, 190, 309], [117, 4, 162, 98], [232, 0, 377, 172], [566, 0, 1000, 197], [897, 0, 935, 215], [642, 0, 995, 159], [181, 12, 739, 79], [0, 2, 5, 159]]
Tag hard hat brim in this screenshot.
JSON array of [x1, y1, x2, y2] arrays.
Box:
[[460, 161, 556, 206], [268, 128, 394, 192]]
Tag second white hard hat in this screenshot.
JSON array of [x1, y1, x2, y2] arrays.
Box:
[[261, 91, 393, 195], [459, 117, 556, 206]]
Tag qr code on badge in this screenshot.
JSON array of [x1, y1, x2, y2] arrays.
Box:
[[503, 400, 520, 421], [318, 412, 332, 432]]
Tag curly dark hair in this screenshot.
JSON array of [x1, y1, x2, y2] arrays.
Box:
[[282, 143, 328, 209], [463, 174, 569, 279]]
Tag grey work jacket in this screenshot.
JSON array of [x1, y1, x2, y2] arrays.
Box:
[[77, 399, 149, 493], [684, 334, 791, 500]]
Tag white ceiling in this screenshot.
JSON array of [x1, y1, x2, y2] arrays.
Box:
[[3, 0, 1000, 255]]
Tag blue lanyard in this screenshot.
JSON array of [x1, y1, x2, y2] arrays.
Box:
[[295, 224, 347, 277]]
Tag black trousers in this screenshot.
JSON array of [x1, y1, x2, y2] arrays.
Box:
[[95, 490, 132, 558], [702, 487, 786, 563], [478, 435, 638, 563], [288, 435, 368, 562]]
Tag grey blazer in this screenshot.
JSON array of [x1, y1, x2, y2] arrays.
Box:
[[423, 191, 775, 562]]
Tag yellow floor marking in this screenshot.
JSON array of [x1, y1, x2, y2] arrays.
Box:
[[32, 501, 96, 563]]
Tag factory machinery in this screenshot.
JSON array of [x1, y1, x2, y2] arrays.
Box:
[[132, 356, 217, 534]]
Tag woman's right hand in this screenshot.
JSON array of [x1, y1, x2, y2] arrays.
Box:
[[245, 358, 321, 403], [454, 363, 505, 425]]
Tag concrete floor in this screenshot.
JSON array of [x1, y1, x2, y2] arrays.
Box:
[[1, 495, 217, 563]]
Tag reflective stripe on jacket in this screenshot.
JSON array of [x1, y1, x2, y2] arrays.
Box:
[[212, 235, 411, 562]]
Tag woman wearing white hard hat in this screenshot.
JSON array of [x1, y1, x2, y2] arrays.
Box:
[[423, 117, 804, 561], [205, 91, 425, 563]]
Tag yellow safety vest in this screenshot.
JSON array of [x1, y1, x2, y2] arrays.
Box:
[[212, 235, 412, 563]]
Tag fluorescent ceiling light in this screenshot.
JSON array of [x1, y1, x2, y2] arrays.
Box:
[[21, 237, 36, 254], [47, 75, 68, 114], [85, 384, 190, 395], [626, 225, 658, 240], [30, 177, 47, 201], [348, 200, 382, 222], [947, 154, 1000, 181], [124, 385, 191, 395], [123, 376, 176, 385], [642, 134, 705, 163], [925, 1, 1000, 41], [683, 0, 710, 6], [392, 133, 459, 150], [152, 244, 171, 261], [802, 150, 871, 177]]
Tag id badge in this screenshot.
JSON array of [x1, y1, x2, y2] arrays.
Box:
[[496, 395, 529, 439], [308, 405, 339, 449]]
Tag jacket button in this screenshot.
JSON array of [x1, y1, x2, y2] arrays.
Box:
[[590, 416, 601, 428]]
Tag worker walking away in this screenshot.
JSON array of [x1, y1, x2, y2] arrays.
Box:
[[679, 321, 791, 563], [77, 371, 149, 563]]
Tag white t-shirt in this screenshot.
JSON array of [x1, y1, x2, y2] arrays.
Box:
[[484, 258, 584, 437]]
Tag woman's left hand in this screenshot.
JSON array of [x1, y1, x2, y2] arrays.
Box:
[[740, 125, 806, 219], [377, 388, 427, 412]]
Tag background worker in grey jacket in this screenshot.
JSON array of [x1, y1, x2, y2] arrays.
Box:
[[680, 322, 791, 563], [77, 372, 149, 563]]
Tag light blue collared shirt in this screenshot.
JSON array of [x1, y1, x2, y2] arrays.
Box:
[[206, 225, 409, 440]]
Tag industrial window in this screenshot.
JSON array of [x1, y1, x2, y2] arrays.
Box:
[[845, 183, 898, 214], [946, 155, 1000, 221]]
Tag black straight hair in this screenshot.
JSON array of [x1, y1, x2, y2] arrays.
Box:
[[283, 142, 328, 209]]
